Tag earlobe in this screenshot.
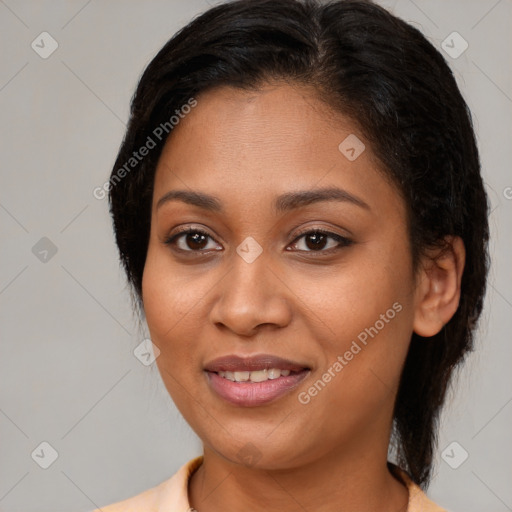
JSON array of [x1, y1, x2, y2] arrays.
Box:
[[412, 236, 466, 338]]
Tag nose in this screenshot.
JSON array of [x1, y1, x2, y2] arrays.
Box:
[[208, 245, 293, 337]]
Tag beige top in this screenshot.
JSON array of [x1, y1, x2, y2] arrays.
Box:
[[92, 456, 447, 512]]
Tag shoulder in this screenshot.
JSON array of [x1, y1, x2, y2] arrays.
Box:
[[390, 464, 448, 512], [407, 482, 448, 512], [89, 456, 203, 512], [89, 478, 167, 512]]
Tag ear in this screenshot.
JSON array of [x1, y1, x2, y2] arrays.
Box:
[[413, 236, 466, 337]]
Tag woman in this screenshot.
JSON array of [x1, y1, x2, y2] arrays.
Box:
[[93, 0, 489, 510]]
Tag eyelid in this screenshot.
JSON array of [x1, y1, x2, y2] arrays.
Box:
[[290, 224, 351, 241]]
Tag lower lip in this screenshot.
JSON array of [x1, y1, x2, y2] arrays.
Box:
[[206, 370, 309, 407]]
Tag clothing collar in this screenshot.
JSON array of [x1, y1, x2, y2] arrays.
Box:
[[134, 455, 446, 512]]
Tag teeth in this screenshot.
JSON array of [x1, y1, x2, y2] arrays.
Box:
[[217, 368, 296, 382], [268, 368, 281, 379], [249, 370, 268, 382]]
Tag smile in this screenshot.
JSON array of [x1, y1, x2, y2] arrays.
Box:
[[205, 368, 310, 407], [216, 368, 293, 382], [203, 353, 311, 406]]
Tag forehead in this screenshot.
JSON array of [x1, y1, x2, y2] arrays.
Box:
[[152, 83, 402, 219], [157, 83, 360, 169]]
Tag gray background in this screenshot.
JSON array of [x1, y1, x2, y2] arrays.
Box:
[[0, 1, 511, 511]]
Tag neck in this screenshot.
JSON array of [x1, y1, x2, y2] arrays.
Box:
[[188, 439, 408, 512]]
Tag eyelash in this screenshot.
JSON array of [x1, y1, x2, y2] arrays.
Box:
[[163, 226, 353, 256]]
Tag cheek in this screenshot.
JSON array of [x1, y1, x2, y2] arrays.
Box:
[[299, 250, 412, 345], [142, 253, 207, 418], [141, 248, 204, 371], [142, 239, 212, 329], [299, 240, 415, 396]]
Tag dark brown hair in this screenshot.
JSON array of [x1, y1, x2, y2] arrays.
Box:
[[107, 0, 490, 487]]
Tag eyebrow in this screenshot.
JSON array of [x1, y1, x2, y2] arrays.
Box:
[[156, 186, 370, 213]]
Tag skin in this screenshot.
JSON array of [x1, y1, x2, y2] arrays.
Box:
[[141, 82, 465, 512]]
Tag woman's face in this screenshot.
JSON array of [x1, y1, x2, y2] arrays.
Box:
[[142, 83, 420, 469]]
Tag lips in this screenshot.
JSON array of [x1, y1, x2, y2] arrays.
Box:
[[204, 354, 311, 407], [204, 354, 310, 373]]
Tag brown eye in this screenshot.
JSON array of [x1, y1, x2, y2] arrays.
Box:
[[303, 232, 329, 251], [183, 232, 209, 250], [289, 229, 352, 253], [164, 228, 221, 253]]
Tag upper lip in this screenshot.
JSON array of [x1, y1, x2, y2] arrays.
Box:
[[204, 354, 310, 373]]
